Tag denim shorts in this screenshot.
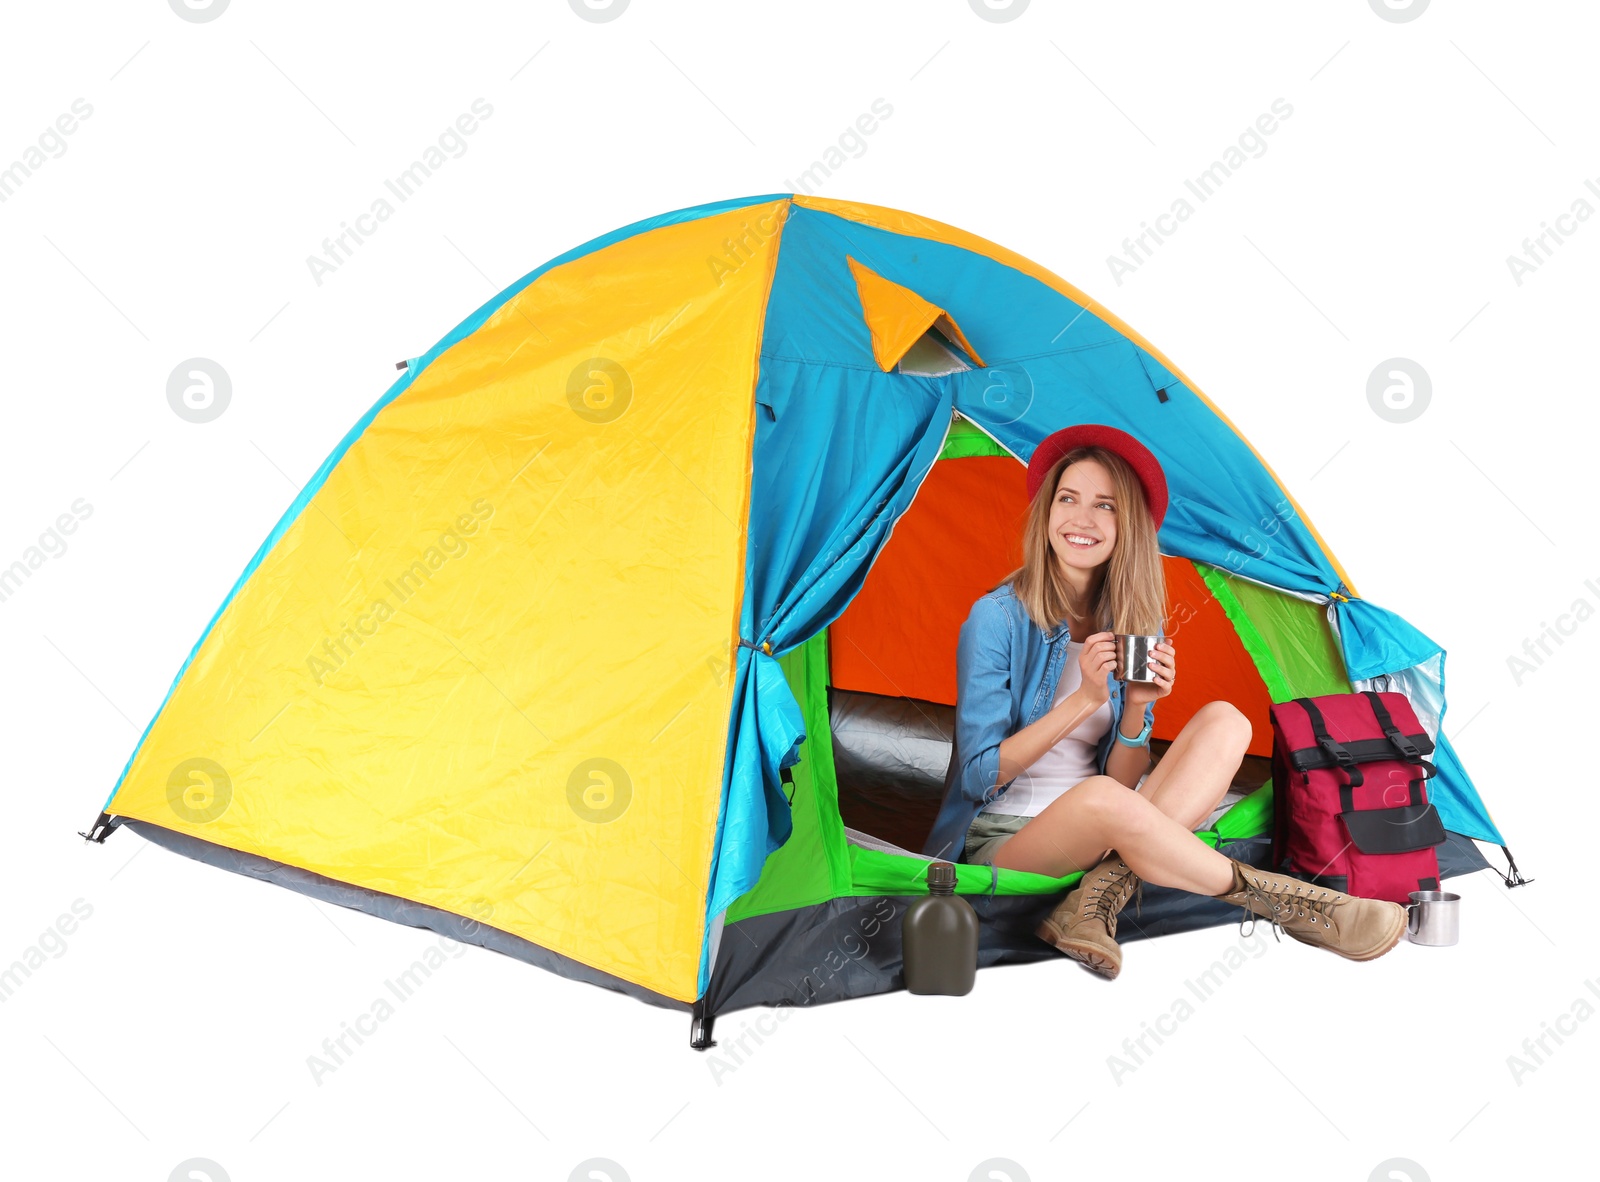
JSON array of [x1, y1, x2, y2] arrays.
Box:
[[962, 810, 1032, 865]]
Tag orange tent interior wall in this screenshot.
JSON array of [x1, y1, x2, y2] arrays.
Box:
[[828, 453, 1276, 757]]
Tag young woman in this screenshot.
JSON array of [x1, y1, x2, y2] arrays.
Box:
[[938, 423, 1407, 978]]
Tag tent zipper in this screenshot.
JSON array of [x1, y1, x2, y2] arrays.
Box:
[[950, 407, 1025, 465]]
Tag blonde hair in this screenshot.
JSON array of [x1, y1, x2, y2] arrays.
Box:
[[998, 445, 1166, 636]]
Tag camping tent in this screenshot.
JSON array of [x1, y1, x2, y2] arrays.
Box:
[[84, 193, 1514, 1050]]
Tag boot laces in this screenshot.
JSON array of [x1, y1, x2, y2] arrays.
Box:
[[1086, 861, 1142, 929], [1237, 876, 1339, 942]]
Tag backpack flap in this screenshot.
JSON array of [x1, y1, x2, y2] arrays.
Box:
[[1340, 800, 1447, 854]]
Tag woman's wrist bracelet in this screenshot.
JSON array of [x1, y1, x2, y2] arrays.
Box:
[[1116, 713, 1153, 747]]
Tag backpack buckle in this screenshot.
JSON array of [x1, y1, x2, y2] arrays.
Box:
[[1317, 735, 1365, 788]]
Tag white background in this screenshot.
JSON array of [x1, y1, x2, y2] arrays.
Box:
[[1, 1, 1592, 1179]]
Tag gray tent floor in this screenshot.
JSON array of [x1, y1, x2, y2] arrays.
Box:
[[706, 830, 1489, 1015]]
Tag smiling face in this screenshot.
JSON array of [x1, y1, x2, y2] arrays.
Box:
[[1013, 443, 1166, 639], [1047, 457, 1119, 575]]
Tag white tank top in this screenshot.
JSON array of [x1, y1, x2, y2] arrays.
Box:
[[984, 639, 1111, 818]]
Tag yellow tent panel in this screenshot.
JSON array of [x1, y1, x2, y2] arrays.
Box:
[[108, 201, 786, 1002]]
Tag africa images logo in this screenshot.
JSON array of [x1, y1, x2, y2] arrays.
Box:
[[167, 758, 232, 824]]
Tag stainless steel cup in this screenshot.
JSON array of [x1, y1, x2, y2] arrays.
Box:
[[1113, 634, 1161, 683], [1405, 890, 1460, 946]]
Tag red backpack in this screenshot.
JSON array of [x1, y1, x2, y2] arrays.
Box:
[[1269, 691, 1446, 904]]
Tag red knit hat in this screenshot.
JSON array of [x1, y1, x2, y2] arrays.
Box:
[[1025, 423, 1168, 528]]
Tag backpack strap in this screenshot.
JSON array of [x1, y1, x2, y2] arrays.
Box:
[[1363, 691, 1438, 781], [1294, 697, 1364, 791]]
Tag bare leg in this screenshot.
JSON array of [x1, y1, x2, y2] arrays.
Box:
[[1137, 700, 1254, 830], [992, 777, 1236, 895], [990, 701, 1253, 895]]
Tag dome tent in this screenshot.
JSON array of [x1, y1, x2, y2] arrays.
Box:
[[85, 193, 1511, 1049]]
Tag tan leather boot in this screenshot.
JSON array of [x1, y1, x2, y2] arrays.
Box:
[[1034, 854, 1142, 979], [1218, 859, 1407, 961]]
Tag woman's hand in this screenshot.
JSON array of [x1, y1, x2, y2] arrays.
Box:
[[1124, 639, 1176, 708], [1076, 632, 1118, 704]]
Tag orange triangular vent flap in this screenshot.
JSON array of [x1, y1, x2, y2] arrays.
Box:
[[845, 256, 986, 373]]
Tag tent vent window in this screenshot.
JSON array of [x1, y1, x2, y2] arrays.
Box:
[[895, 327, 973, 377]]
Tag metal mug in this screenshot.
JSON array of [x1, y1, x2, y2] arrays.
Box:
[[1113, 634, 1162, 683], [1405, 890, 1460, 946]]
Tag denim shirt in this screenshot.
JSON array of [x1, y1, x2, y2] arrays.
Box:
[[920, 581, 1154, 862]]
